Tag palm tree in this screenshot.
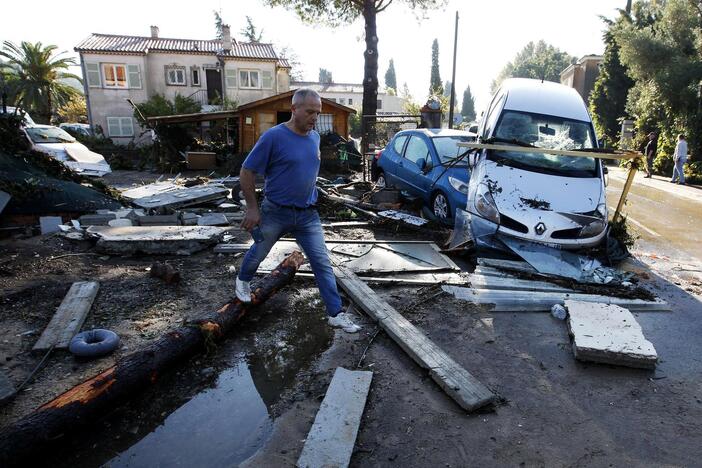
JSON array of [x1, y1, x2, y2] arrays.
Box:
[[0, 41, 81, 123]]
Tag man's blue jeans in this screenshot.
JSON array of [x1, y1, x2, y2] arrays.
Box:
[[238, 198, 342, 316], [671, 158, 686, 184]]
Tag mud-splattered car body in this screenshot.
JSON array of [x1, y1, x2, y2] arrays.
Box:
[[467, 78, 607, 251]]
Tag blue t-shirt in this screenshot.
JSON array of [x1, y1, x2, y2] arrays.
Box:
[[242, 124, 321, 208]]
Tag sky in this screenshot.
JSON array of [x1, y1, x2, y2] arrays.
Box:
[[2, 0, 624, 112]]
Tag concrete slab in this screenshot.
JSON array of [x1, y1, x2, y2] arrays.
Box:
[[132, 186, 229, 210], [78, 213, 116, 226], [297, 368, 373, 468], [88, 226, 227, 255], [566, 300, 658, 369], [39, 216, 63, 234]]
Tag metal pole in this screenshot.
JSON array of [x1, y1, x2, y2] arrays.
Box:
[[448, 11, 459, 129]]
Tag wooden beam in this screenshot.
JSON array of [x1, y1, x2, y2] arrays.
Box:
[[613, 163, 639, 223], [457, 142, 640, 160], [33, 282, 100, 352], [333, 263, 495, 412], [297, 368, 372, 468]]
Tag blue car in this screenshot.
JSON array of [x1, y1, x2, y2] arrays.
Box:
[[375, 128, 473, 223]]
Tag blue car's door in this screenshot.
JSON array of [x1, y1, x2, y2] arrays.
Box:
[[381, 133, 409, 187], [397, 135, 434, 197]]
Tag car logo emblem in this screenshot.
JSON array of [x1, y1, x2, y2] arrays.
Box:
[[534, 222, 546, 235]]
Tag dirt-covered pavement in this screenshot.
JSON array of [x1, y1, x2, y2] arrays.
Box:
[[1, 170, 701, 467]]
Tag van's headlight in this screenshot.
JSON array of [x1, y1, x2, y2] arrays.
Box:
[[595, 203, 607, 219], [579, 204, 607, 237], [474, 183, 500, 224], [448, 176, 469, 194]]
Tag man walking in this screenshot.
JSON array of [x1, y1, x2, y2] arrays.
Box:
[[644, 132, 657, 178], [671, 133, 688, 185], [235, 88, 361, 333]]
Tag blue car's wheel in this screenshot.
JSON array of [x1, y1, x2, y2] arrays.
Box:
[[432, 191, 451, 222], [376, 172, 387, 188]]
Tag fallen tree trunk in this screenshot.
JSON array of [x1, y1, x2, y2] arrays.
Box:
[[0, 251, 305, 466]]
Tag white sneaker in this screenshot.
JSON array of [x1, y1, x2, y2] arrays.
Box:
[[235, 278, 251, 302], [328, 311, 362, 333]]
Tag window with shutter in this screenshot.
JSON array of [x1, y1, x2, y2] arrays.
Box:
[[165, 66, 186, 86], [103, 64, 128, 88], [106, 117, 134, 137], [119, 118, 134, 136], [238, 70, 261, 89], [127, 64, 141, 88], [225, 69, 237, 88], [107, 117, 121, 136], [86, 63, 101, 87], [261, 71, 273, 89]]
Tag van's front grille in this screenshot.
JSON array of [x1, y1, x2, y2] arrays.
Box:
[[500, 215, 529, 233], [551, 227, 582, 239]]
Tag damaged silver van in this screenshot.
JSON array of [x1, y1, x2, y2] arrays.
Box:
[[466, 78, 607, 250]]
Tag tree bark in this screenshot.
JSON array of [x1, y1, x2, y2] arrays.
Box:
[[360, 0, 379, 155], [0, 251, 305, 466]]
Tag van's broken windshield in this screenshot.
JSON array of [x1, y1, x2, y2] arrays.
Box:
[[490, 110, 597, 177]]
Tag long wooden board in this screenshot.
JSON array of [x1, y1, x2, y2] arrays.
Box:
[[457, 142, 640, 160], [333, 263, 495, 412], [33, 281, 100, 352], [297, 368, 373, 468]]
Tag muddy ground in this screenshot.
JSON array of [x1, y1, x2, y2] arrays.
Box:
[[1, 173, 702, 467]]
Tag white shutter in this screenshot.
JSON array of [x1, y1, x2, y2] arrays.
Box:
[[261, 71, 272, 89], [86, 63, 101, 87], [225, 69, 237, 88], [107, 117, 121, 136], [120, 118, 134, 137], [127, 64, 141, 88]]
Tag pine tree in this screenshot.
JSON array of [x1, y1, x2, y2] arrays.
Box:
[[319, 68, 333, 84], [429, 39, 443, 95], [384, 59, 397, 91], [213, 10, 224, 40], [461, 86, 476, 121], [240, 16, 264, 42]]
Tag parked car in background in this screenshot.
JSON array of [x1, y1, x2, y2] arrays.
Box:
[[370, 146, 385, 182], [59, 123, 94, 138], [466, 78, 607, 250], [23, 125, 112, 177], [376, 128, 473, 223], [0, 106, 36, 126]]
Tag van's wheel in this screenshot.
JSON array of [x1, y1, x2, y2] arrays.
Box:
[[376, 172, 387, 188], [432, 191, 451, 222]]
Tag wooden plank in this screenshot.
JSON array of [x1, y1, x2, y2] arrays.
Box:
[[286, 271, 468, 286], [297, 368, 373, 468], [281, 238, 437, 244], [334, 263, 495, 411], [457, 142, 640, 160], [566, 300, 657, 369], [33, 281, 100, 351], [442, 286, 670, 312]]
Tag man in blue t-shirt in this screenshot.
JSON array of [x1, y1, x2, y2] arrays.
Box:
[[235, 88, 361, 333]]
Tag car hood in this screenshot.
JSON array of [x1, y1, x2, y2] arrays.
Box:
[[482, 161, 603, 214]]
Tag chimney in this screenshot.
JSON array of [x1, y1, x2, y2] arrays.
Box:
[[222, 24, 232, 51], [150, 25, 159, 38]]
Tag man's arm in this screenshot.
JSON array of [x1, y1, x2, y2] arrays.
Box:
[[240, 168, 260, 231]]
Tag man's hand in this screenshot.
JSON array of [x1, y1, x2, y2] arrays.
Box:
[[241, 206, 260, 231]]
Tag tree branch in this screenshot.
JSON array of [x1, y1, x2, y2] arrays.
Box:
[[375, 0, 393, 13]]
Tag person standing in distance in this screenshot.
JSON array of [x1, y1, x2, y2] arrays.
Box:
[[671, 133, 688, 185], [235, 88, 361, 333]]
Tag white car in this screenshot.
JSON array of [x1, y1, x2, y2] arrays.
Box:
[[1, 106, 36, 126], [467, 78, 607, 250], [23, 125, 112, 177]]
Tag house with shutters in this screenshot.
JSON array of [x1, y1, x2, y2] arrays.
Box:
[[74, 25, 291, 143]]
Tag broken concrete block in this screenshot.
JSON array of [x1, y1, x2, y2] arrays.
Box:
[[566, 300, 658, 369], [197, 213, 229, 226], [40, 216, 63, 234], [79, 213, 116, 226], [88, 226, 227, 255], [137, 214, 181, 226], [181, 212, 199, 226]]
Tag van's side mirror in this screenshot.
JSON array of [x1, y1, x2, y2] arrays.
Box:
[[603, 165, 609, 187]]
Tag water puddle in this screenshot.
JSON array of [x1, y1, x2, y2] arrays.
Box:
[[106, 359, 272, 467]]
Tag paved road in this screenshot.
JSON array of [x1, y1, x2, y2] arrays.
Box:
[[607, 168, 702, 263]]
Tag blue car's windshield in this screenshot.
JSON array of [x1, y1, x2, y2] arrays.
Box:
[[490, 110, 597, 177], [432, 136, 472, 164]]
